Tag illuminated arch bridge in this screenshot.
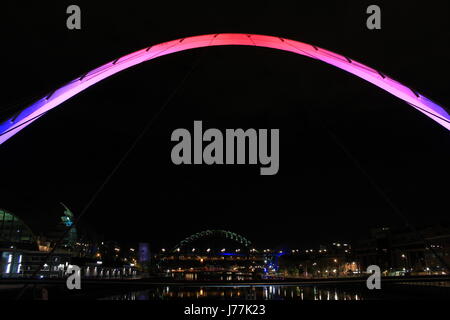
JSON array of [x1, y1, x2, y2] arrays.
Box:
[[0, 33, 449, 146], [173, 229, 252, 252]]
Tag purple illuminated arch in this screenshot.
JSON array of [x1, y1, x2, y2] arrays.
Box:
[[1, 33, 449, 145]]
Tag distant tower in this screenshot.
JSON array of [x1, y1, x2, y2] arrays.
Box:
[[138, 243, 150, 263], [46, 203, 77, 248], [60, 202, 74, 227], [59, 202, 77, 246]]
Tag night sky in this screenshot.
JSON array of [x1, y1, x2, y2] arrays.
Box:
[[1, 1, 449, 249]]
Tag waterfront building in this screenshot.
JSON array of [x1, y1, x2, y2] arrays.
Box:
[[1, 207, 138, 279], [354, 226, 450, 276], [0, 208, 71, 278]]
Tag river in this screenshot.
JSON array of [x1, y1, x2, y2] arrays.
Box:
[[102, 284, 365, 300]]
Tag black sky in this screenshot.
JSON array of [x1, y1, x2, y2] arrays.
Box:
[[1, 1, 449, 249]]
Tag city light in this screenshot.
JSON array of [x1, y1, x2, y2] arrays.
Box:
[[1, 207, 449, 298]]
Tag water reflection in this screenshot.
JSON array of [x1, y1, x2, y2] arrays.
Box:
[[103, 285, 364, 301]]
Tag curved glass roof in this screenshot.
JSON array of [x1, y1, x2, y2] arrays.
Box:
[[0, 208, 36, 247]]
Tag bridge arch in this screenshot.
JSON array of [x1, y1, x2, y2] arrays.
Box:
[[173, 229, 251, 252], [1, 33, 449, 145]]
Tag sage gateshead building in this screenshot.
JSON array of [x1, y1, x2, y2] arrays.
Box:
[[0, 208, 71, 278], [1, 207, 139, 279]]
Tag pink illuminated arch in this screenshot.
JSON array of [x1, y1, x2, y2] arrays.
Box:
[[1, 33, 449, 145]]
